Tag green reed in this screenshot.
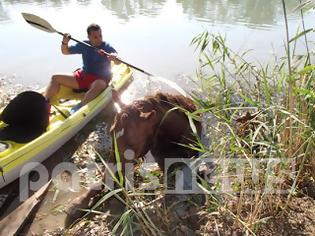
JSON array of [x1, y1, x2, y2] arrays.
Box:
[[187, 1, 315, 233]]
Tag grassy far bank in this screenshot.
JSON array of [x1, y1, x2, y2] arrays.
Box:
[[62, 1, 315, 235]]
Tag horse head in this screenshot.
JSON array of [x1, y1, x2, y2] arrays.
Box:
[[110, 92, 201, 167], [110, 101, 159, 160]]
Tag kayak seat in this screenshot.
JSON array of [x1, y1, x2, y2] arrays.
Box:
[[0, 91, 49, 143]]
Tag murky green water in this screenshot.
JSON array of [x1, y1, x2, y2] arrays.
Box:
[[0, 0, 314, 86]]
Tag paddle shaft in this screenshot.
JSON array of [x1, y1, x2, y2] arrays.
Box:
[[56, 31, 153, 76]]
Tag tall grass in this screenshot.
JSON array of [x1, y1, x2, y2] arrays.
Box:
[[187, 0, 315, 233]]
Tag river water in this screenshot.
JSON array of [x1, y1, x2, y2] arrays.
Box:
[[0, 0, 314, 88]]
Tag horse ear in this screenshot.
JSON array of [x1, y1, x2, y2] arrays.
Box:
[[140, 110, 156, 120], [121, 113, 129, 121], [110, 113, 128, 133]]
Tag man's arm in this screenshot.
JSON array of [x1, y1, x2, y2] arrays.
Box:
[[61, 33, 71, 55], [98, 49, 120, 65]]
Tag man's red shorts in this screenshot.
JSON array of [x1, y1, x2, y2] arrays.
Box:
[[74, 69, 111, 90]]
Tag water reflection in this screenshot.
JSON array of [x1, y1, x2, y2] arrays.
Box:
[[101, 0, 166, 21], [74, 0, 92, 6], [0, 0, 303, 27], [1, 0, 72, 14], [0, 2, 10, 22], [176, 0, 300, 27], [99, 0, 300, 27]]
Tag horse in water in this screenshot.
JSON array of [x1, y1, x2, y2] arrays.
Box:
[[110, 92, 201, 173]]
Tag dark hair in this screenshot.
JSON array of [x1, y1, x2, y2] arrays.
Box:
[[87, 23, 101, 35]]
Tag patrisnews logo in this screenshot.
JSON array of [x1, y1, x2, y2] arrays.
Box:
[[19, 156, 296, 201]]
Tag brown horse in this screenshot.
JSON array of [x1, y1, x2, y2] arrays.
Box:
[[110, 92, 201, 173], [64, 92, 201, 226]]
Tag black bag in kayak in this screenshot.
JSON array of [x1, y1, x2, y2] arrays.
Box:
[[0, 91, 49, 143]]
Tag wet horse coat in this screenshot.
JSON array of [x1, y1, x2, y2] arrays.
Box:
[[110, 92, 201, 172], [64, 93, 201, 225]]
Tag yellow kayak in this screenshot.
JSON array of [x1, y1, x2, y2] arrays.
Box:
[[0, 63, 132, 188]]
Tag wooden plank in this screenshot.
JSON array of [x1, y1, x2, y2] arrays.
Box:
[[0, 180, 51, 236]]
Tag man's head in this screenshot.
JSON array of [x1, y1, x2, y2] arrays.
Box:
[[87, 23, 102, 47]]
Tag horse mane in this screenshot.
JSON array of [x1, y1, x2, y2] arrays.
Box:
[[111, 93, 197, 132]]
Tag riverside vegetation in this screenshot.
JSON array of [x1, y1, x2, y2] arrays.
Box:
[[64, 1, 315, 235]]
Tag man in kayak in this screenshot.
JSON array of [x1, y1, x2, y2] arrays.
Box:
[[44, 23, 120, 114]]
